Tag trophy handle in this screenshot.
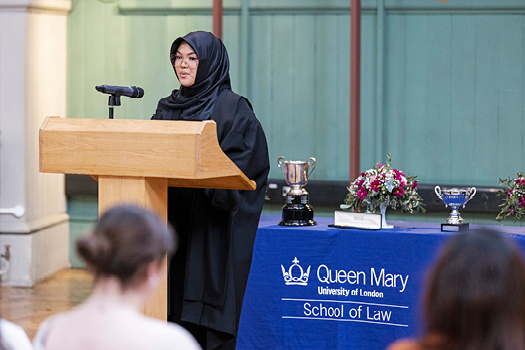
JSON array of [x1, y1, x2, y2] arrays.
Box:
[[434, 186, 442, 200], [465, 187, 477, 205], [308, 157, 316, 177], [277, 156, 286, 174]]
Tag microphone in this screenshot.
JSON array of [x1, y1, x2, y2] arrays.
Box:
[[95, 85, 144, 98]]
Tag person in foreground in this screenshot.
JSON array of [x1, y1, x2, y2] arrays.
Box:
[[152, 31, 270, 349], [32, 204, 201, 350], [0, 317, 33, 350], [387, 228, 525, 350]]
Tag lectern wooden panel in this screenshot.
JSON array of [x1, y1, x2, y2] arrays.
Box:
[[39, 116, 255, 190], [97, 175, 168, 319], [39, 116, 256, 320]]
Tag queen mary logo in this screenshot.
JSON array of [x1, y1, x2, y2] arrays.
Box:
[[281, 257, 311, 286]]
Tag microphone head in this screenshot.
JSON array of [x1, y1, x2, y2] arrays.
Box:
[[95, 85, 106, 93], [131, 86, 144, 98]]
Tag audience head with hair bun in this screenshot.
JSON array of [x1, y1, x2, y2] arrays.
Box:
[[33, 204, 201, 350], [388, 228, 525, 350], [77, 204, 176, 289]]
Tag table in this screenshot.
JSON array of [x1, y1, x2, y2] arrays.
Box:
[[237, 215, 525, 350]]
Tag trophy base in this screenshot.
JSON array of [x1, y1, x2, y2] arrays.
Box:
[[441, 223, 469, 232], [279, 219, 317, 226], [279, 196, 316, 226]]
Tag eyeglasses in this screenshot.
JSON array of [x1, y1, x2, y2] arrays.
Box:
[[170, 54, 199, 67]]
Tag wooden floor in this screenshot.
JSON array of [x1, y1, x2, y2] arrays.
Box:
[[0, 268, 93, 340]]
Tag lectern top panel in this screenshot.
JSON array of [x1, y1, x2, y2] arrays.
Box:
[[39, 117, 255, 190], [41, 117, 211, 135]]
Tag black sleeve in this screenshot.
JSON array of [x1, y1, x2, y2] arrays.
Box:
[[209, 98, 269, 213]]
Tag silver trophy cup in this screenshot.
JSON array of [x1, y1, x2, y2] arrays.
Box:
[[278, 157, 316, 196], [434, 186, 476, 225], [278, 157, 316, 226]]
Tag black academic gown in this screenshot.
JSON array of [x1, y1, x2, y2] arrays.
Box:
[[152, 88, 269, 349]]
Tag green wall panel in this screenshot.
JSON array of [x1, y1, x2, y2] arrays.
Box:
[[249, 13, 360, 180], [449, 15, 476, 182], [384, 12, 525, 186], [67, 0, 525, 185], [67, 196, 98, 268]]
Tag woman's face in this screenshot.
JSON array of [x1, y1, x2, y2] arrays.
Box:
[[172, 41, 199, 87]]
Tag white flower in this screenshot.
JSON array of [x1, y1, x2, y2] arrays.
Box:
[[385, 178, 395, 192]]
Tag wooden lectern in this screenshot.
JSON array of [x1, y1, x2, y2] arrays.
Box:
[[39, 116, 255, 320]]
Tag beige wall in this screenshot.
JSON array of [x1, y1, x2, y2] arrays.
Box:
[[0, 0, 71, 286]]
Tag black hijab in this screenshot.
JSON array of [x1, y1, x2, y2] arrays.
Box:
[[156, 31, 231, 121]]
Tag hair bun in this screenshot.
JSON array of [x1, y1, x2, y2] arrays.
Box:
[[76, 233, 111, 268], [75, 204, 176, 289]]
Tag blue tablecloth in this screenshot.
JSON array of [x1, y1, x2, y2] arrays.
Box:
[[236, 215, 525, 350]]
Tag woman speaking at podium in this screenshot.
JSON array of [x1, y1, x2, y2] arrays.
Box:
[[152, 31, 270, 350]]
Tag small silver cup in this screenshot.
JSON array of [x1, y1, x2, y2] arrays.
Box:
[[435, 186, 476, 225], [277, 157, 316, 196]]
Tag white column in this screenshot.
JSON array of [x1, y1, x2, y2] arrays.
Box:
[[0, 0, 71, 286]]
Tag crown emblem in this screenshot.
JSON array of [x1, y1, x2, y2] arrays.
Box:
[[281, 257, 310, 286]]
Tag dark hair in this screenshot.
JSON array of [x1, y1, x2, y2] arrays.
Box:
[[421, 229, 525, 350], [76, 204, 176, 289]]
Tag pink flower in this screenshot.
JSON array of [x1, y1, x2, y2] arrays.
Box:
[[370, 180, 381, 192], [411, 180, 418, 189], [393, 187, 404, 198], [357, 187, 368, 200], [393, 169, 404, 181]]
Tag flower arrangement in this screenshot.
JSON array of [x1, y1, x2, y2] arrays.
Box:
[[496, 173, 525, 221], [341, 155, 426, 214]]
